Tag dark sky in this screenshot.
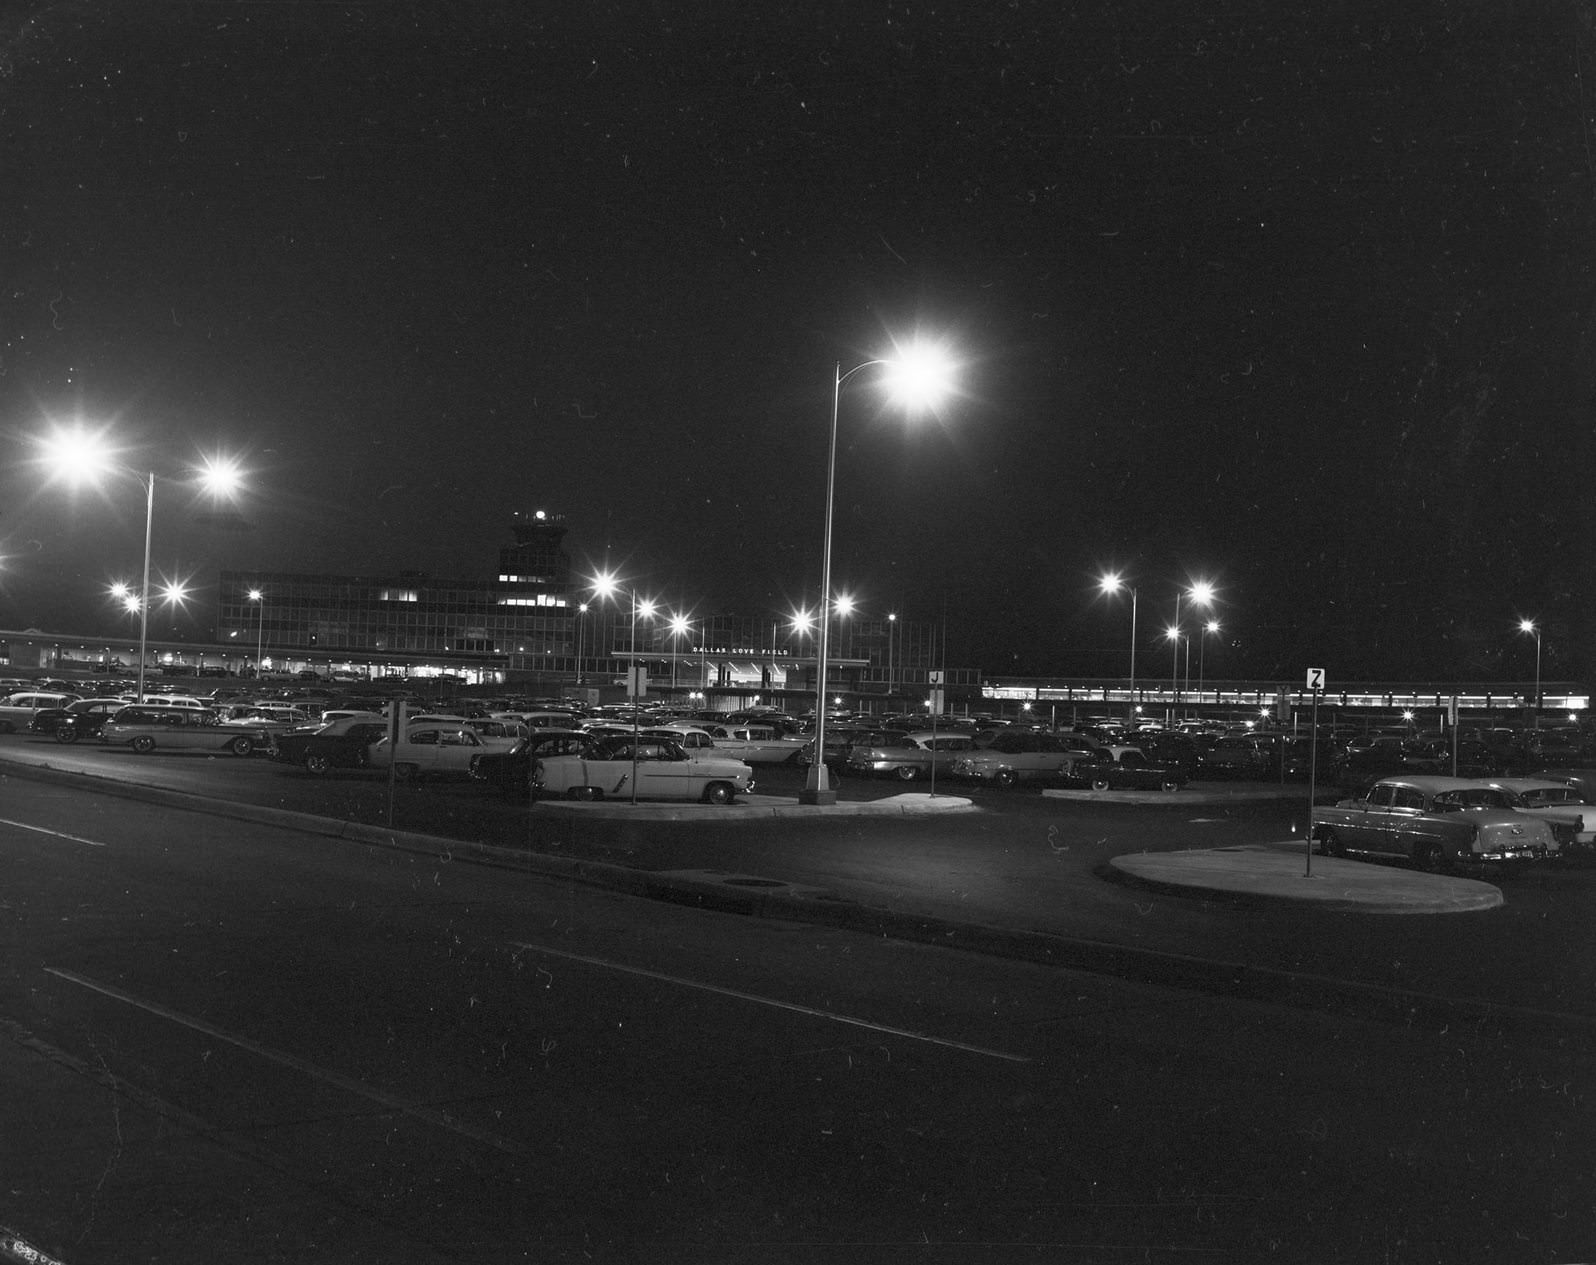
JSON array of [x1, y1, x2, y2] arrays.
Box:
[[1, 1, 1591, 682]]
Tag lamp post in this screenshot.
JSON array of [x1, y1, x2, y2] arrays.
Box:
[[576, 600, 595, 687], [249, 587, 265, 677], [1169, 580, 1215, 723], [1198, 619, 1219, 702], [1518, 618, 1542, 725], [887, 611, 897, 701], [668, 613, 691, 696], [37, 424, 242, 703], [1098, 574, 1138, 722], [801, 342, 954, 805]]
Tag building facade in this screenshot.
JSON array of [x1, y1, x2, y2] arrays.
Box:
[[211, 514, 966, 703]]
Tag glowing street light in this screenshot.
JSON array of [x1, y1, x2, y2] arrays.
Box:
[[1170, 579, 1216, 720], [1098, 573, 1138, 720], [37, 422, 244, 702], [668, 612, 692, 694], [249, 588, 266, 677], [1518, 618, 1542, 724], [1198, 619, 1220, 700], [802, 337, 957, 805]]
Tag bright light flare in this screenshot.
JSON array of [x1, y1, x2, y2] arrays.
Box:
[[636, 598, 656, 620], [880, 339, 955, 412], [1518, 618, 1537, 635], [1188, 580, 1216, 607], [791, 609, 815, 633], [591, 571, 619, 601], [832, 594, 855, 617], [198, 455, 244, 497], [38, 423, 118, 487], [669, 614, 691, 637], [1099, 572, 1127, 596]]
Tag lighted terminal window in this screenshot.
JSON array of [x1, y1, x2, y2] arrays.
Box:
[[380, 589, 418, 603]]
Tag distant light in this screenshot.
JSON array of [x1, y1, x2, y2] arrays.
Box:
[[1188, 580, 1216, 607]]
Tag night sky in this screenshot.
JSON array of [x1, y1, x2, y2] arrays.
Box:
[[2, 2, 1591, 683]]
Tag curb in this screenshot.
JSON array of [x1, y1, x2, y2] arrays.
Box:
[[530, 791, 978, 821]]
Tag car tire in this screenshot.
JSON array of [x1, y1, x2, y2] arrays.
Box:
[[54, 728, 79, 745], [130, 735, 156, 754], [229, 736, 254, 756], [1091, 777, 1112, 792], [1319, 827, 1346, 858], [1160, 778, 1182, 793], [702, 781, 736, 805], [304, 753, 330, 775], [993, 769, 1018, 789], [895, 765, 920, 782], [1413, 840, 1450, 874], [395, 762, 420, 784]]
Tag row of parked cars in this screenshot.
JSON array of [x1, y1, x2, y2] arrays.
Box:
[[1311, 773, 1596, 871]]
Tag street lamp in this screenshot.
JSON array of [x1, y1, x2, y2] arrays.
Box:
[[249, 587, 265, 677], [1198, 619, 1219, 701], [668, 612, 692, 696], [37, 423, 243, 702], [574, 601, 590, 685], [886, 611, 897, 700], [1169, 580, 1215, 722], [802, 339, 955, 805], [1518, 618, 1542, 724], [1098, 574, 1138, 721]]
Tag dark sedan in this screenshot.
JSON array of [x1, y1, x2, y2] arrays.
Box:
[[469, 729, 591, 796], [270, 717, 390, 774], [1066, 745, 1187, 792], [36, 698, 133, 744]]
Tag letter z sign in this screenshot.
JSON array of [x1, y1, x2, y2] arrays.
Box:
[[1305, 668, 1326, 692]]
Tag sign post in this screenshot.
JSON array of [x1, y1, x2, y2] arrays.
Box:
[[1304, 669, 1325, 876], [928, 671, 945, 797]]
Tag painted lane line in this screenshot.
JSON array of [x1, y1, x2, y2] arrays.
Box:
[[0, 816, 107, 847], [513, 942, 1031, 1064], [43, 966, 522, 1154]]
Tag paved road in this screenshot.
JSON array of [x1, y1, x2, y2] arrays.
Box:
[[2, 774, 1591, 1264], [2, 739, 1591, 1033]]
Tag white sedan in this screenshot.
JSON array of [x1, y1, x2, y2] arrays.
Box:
[[367, 726, 489, 781], [532, 736, 755, 804]]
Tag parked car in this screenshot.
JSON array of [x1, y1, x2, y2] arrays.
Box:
[[1311, 775, 1558, 871], [1066, 745, 1188, 792], [0, 691, 81, 734], [28, 697, 130, 741], [217, 704, 316, 735], [641, 725, 723, 761], [1466, 778, 1596, 851], [1196, 734, 1276, 780], [1122, 732, 1203, 781], [532, 735, 755, 804], [469, 729, 592, 796], [698, 722, 809, 765], [269, 715, 391, 773], [950, 729, 1100, 787], [99, 706, 266, 756], [844, 731, 975, 781], [367, 725, 490, 781], [1530, 768, 1596, 805]]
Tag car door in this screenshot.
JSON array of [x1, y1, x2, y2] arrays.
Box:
[[1379, 784, 1428, 856], [633, 741, 698, 798]]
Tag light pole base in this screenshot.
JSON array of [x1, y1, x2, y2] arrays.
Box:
[[797, 787, 838, 806]]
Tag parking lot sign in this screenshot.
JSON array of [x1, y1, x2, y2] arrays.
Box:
[[1305, 667, 1325, 692]]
